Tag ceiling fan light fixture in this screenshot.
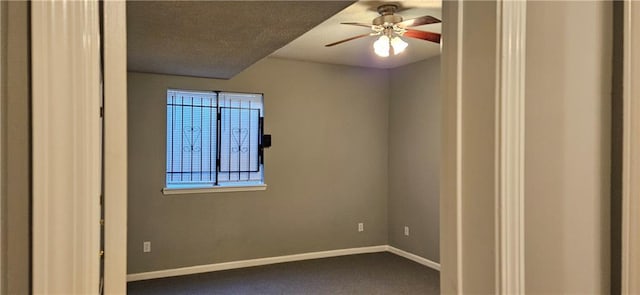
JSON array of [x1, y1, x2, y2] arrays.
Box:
[[373, 35, 390, 57], [373, 34, 408, 57], [391, 36, 408, 55], [327, 4, 441, 57]]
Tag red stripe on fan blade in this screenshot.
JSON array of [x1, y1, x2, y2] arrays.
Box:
[[403, 29, 441, 43], [325, 33, 371, 47], [397, 15, 441, 28]]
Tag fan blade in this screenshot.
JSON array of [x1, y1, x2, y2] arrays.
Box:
[[325, 33, 372, 47], [397, 15, 441, 28], [403, 29, 441, 43], [341, 22, 373, 29]]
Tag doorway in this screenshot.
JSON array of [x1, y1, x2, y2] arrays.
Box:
[[28, 0, 538, 293]]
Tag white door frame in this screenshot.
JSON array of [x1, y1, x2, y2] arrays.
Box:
[[32, 0, 527, 293], [31, 1, 102, 293], [439, 1, 464, 292], [102, 1, 128, 294], [494, 1, 526, 293], [622, 0, 640, 293], [441, 0, 526, 293], [31, 0, 129, 293]]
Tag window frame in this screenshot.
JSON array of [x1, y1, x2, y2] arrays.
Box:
[[162, 88, 267, 194]]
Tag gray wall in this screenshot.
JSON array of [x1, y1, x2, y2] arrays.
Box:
[[459, 1, 498, 293], [388, 57, 440, 263], [439, 1, 462, 291], [525, 1, 611, 293], [128, 58, 390, 273], [0, 1, 30, 293]]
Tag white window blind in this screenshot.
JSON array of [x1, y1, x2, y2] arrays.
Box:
[[166, 89, 264, 188]]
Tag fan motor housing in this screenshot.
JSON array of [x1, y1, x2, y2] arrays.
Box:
[[372, 14, 403, 26], [373, 4, 403, 26]]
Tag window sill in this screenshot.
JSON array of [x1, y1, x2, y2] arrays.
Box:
[[162, 184, 267, 195]]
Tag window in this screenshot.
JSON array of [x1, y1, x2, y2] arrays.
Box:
[[165, 89, 265, 192]]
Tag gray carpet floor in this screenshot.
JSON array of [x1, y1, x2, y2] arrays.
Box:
[[127, 252, 440, 295]]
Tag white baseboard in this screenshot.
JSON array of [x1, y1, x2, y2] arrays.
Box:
[[127, 245, 440, 282], [386, 245, 441, 271], [127, 245, 387, 282]]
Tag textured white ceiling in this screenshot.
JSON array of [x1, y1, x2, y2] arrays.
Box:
[[127, 1, 354, 79], [271, 1, 442, 69]]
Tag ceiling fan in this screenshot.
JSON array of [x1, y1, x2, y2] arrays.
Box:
[[325, 4, 441, 57]]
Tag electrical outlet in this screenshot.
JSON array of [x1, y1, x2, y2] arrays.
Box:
[[404, 226, 410, 236], [143, 241, 151, 253], [358, 222, 364, 232]]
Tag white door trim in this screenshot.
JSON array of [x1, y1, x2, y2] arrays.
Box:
[[31, 1, 102, 293], [622, 0, 640, 293], [442, 1, 526, 293], [495, 0, 526, 294], [103, 1, 128, 293], [440, 0, 464, 292]]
